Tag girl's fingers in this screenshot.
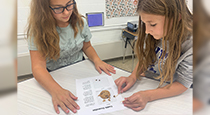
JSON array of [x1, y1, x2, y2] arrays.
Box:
[[123, 103, 140, 108], [118, 79, 126, 93], [67, 97, 80, 110], [69, 92, 78, 100], [53, 102, 60, 114], [114, 77, 127, 93], [122, 83, 131, 92], [101, 67, 111, 76], [107, 66, 116, 74], [64, 99, 77, 113], [123, 99, 145, 111], [126, 94, 138, 103], [114, 78, 121, 85], [132, 106, 144, 111], [108, 64, 114, 68], [59, 102, 69, 114], [108, 65, 115, 71], [105, 64, 115, 74], [95, 66, 102, 74], [96, 62, 115, 75], [123, 99, 132, 104], [115, 78, 122, 93]]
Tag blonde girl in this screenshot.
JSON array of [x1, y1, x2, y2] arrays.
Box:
[[115, 0, 193, 111], [27, 0, 115, 114]]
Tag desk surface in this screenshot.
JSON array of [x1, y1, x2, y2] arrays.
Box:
[[18, 60, 192, 115], [123, 28, 138, 36]]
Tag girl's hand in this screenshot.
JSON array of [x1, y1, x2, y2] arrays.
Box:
[[115, 76, 136, 94], [123, 91, 150, 111], [94, 60, 116, 76], [51, 88, 80, 114]]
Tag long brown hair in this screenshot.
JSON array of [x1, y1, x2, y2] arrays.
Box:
[[135, 0, 193, 87], [27, 0, 84, 60]]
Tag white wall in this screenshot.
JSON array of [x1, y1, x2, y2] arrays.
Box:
[[186, 0, 193, 13]]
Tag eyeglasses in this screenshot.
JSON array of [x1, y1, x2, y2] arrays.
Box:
[[49, 0, 76, 14]]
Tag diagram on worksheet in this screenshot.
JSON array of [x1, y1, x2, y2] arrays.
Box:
[[76, 75, 125, 115]]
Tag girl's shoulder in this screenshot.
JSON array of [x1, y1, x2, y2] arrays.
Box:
[[81, 16, 88, 25], [176, 35, 193, 65], [81, 16, 86, 21], [181, 35, 193, 54]]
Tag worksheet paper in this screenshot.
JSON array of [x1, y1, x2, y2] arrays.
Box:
[[76, 75, 126, 115]]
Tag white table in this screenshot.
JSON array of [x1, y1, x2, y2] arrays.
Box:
[[18, 60, 192, 115]]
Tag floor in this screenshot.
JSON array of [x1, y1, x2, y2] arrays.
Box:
[[18, 56, 138, 82], [104, 56, 138, 73]]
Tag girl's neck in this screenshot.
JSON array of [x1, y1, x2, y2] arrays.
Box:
[[57, 21, 69, 27]]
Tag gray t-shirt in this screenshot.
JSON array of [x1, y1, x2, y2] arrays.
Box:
[[28, 17, 92, 71], [145, 36, 193, 88]]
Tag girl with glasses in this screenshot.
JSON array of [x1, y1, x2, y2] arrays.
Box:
[[27, 0, 116, 114]]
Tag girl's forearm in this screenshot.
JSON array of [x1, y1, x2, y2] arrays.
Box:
[[129, 63, 145, 81], [83, 45, 100, 63], [32, 66, 63, 94], [144, 82, 188, 102], [193, 98, 203, 112], [129, 63, 139, 81]]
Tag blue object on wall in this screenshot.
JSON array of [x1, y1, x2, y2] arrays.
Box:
[[86, 12, 104, 27]]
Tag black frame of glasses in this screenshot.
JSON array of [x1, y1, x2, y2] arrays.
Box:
[[49, 0, 76, 14]]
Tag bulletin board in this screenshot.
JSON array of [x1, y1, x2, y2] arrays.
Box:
[[106, 0, 138, 19]]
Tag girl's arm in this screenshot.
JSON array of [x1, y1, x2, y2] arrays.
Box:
[[30, 50, 79, 114], [82, 41, 100, 64], [30, 51, 61, 93], [128, 62, 140, 81], [123, 81, 188, 111], [144, 81, 188, 102], [82, 41, 116, 75], [193, 97, 203, 112]]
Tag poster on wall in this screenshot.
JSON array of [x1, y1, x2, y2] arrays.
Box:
[[106, 0, 138, 19]]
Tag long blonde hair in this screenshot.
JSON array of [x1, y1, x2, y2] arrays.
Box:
[[135, 0, 193, 87], [27, 0, 84, 60]]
